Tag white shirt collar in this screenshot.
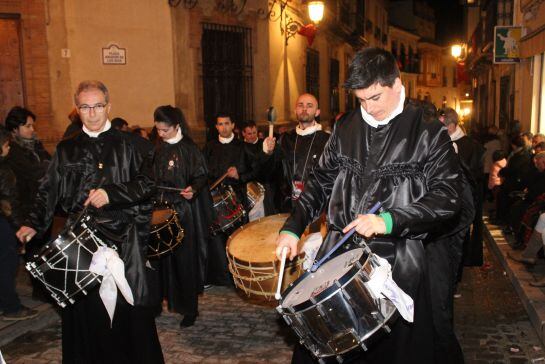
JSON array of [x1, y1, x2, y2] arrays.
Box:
[[449, 125, 465, 142], [82, 120, 111, 138], [295, 122, 322, 136], [219, 133, 235, 144], [164, 127, 183, 144], [360, 85, 406, 128]]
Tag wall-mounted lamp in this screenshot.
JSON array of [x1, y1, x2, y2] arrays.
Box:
[[451, 43, 467, 62], [261, 0, 325, 46]]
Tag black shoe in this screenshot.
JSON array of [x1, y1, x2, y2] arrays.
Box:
[[3, 306, 39, 321], [180, 313, 198, 328]]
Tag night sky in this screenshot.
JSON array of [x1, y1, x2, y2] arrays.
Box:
[[427, 0, 465, 45]]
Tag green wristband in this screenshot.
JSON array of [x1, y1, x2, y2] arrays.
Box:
[[379, 212, 393, 235], [279, 230, 300, 240]]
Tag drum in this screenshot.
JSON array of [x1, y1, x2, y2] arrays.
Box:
[[148, 206, 184, 258], [246, 181, 265, 210], [25, 215, 112, 308], [226, 214, 324, 300], [211, 185, 245, 234], [277, 248, 398, 361]]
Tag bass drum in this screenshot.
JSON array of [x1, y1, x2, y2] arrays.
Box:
[[226, 214, 325, 300]]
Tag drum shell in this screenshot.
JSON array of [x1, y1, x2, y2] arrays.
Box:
[[211, 186, 244, 233], [246, 181, 265, 210], [279, 251, 397, 358], [227, 253, 304, 299], [148, 208, 184, 258], [25, 216, 109, 307]]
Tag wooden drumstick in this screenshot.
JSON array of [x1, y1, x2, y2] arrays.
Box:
[[267, 106, 276, 138], [210, 171, 230, 191], [157, 186, 184, 192], [275, 247, 288, 300]]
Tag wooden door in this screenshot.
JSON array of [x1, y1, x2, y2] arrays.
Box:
[[0, 16, 25, 123]]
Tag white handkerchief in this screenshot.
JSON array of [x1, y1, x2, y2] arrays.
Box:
[[365, 255, 414, 322], [89, 246, 134, 326]]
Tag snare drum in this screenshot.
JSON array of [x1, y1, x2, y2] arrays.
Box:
[[226, 214, 323, 300], [148, 206, 184, 258], [246, 181, 265, 210], [277, 248, 397, 361], [25, 215, 112, 308], [211, 185, 245, 234]]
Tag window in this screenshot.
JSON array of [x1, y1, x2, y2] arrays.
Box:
[[306, 48, 320, 101]]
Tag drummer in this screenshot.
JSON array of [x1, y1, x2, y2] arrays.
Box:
[[16, 80, 164, 363], [151, 105, 212, 327], [276, 48, 465, 363], [262, 93, 329, 214], [241, 120, 276, 217], [203, 113, 255, 286]]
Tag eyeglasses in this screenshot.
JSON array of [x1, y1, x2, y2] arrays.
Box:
[[78, 103, 107, 114]]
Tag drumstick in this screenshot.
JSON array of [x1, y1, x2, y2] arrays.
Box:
[[310, 201, 382, 272], [210, 171, 230, 191], [267, 106, 276, 138], [275, 247, 288, 300], [157, 186, 184, 192]]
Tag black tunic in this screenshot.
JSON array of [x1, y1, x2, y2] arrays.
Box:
[[27, 128, 163, 364], [282, 105, 463, 364], [266, 129, 329, 212], [152, 137, 212, 315]]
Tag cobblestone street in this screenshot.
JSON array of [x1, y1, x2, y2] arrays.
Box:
[[2, 239, 545, 363]]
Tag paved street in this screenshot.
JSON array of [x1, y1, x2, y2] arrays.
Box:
[[2, 239, 545, 363]]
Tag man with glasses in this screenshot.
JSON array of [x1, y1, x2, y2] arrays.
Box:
[[16, 80, 164, 363]]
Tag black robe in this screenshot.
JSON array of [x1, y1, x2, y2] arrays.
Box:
[[265, 129, 329, 212], [151, 137, 212, 315], [27, 128, 163, 364], [282, 105, 463, 364]]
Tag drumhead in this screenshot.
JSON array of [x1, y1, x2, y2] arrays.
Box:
[[227, 214, 311, 264], [282, 248, 364, 308], [151, 208, 175, 225]]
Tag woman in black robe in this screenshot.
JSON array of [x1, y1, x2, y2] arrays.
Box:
[[152, 105, 212, 327]]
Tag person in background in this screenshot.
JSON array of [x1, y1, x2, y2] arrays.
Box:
[[0, 126, 38, 321], [62, 108, 83, 140], [111, 117, 129, 132]]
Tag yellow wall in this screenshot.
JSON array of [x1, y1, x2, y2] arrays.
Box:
[[49, 0, 176, 128]]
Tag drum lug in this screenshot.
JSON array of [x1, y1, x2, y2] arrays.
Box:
[[382, 324, 391, 333], [371, 310, 384, 322], [316, 304, 327, 317], [69, 298, 75, 304], [336, 355, 344, 363], [318, 359, 326, 364], [82, 289, 88, 296], [360, 341, 368, 351], [341, 289, 352, 302]]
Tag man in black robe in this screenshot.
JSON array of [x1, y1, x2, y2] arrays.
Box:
[[241, 121, 276, 217], [276, 48, 464, 363], [203, 114, 254, 285], [262, 93, 329, 214], [16, 80, 164, 364]]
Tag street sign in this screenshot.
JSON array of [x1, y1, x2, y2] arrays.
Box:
[[494, 26, 521, 64]]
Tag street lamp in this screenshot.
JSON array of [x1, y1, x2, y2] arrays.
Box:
[[451, 43, 467, 62], [262, 0, 325, 45], [308, 1, 325, 23]]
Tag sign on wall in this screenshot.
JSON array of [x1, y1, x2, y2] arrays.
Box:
[[494, 26, 521, 64], [102, 44, 126, 65]]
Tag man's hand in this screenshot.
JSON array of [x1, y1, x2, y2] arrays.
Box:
[[263, 136, 276, 155], [16, 226, 37, 244], [276, 232, 299, 261], [180, 186, 194, 200], [343, 214, 386, 238], [227, 166, 239, 180], [84, 188, 109, 208]]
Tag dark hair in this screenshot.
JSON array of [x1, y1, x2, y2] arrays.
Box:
[[153, 105, 190, 137], [421, 102, 437, 123], [215, 112, 232, 122], [74, 80, 109, 104], [0, 126, 11, 146], [4, 106, 36, 132], [511, 134, 524, 148], [111, 117, 128, 130], [344, 48, 400, 90], [242, 120, 257, 131], [492, 150, 507, 162]]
